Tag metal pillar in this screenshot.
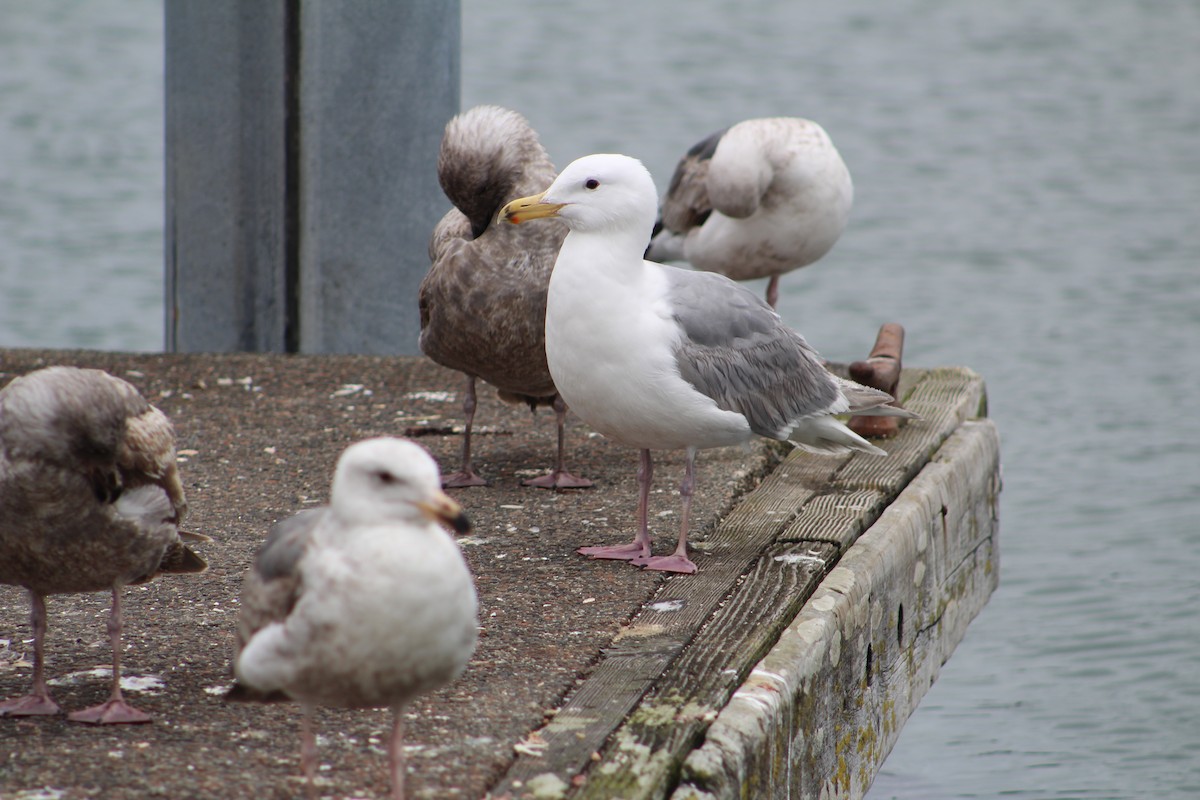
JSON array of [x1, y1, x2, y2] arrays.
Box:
[[165, 0, 459, 354]]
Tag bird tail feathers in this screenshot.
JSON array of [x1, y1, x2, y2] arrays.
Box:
[[787, 416, 888, 457], [851, 404, 919, 419], [836, 377, 920, 419]]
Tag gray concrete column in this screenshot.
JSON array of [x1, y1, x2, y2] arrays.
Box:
[[165, 1, 459, 354]]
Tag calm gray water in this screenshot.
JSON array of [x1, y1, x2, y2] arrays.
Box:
[[3, 1, 1199, 797]]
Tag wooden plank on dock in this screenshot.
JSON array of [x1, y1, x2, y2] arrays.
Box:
[[779, 366, 987, 553], [493, 461, 843, 797], [491, 368, 994, 799], [571, 541, 838, 800], [672, 419, 1001, 800]]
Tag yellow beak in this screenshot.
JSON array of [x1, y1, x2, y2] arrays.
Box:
[[416, 492, 472, 535], [500, 191, 565, 225]]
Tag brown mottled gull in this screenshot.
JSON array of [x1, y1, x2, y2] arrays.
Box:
[[226, 437, 477, 800], [646, 117, 853, 308], [502, 154, 913, 574], [0, 366, 204, 724], [419, 105, 592, 489]]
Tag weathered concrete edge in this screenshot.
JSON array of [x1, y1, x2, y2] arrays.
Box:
[[671, 418, 1001, 800]]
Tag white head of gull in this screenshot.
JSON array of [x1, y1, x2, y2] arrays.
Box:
[[0, 366, 203, 724], [502, 154, 914, 574], [645, 117, 853, 308], [228, 437, 478, 800], [420, 105, 591, 490]]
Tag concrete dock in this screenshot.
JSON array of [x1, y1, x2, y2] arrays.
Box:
[[0, 349, 998, 800]]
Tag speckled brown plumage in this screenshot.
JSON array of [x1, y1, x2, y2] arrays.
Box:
[[0, 366, 206, 724], [419, 105, 591, 489]]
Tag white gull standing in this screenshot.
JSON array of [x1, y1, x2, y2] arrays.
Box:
[[502, 154, 913, 574], [645, 117, 853, 308], [226, 437, 477, 800], [0, 366, 203, 724]]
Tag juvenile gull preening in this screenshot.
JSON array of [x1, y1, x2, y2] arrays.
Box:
[[646, 117, 853, 308], [420, 105, 592, 489], [227, 437, 478, 800], [0, 366, 204, 723], [502, 154, 913, 574]]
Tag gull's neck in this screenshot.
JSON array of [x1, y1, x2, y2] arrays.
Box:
[[556, 223, 652, 283]]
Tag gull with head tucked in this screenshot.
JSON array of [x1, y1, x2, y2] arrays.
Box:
[[646, 117, 853, 309], [0, 365, 203, 724], [502, 154, 914, 574], [420, 105, 591, 490]]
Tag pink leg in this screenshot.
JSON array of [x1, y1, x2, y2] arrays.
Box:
[[0, 591, 62, 716], [442, 375, 488, 488], [68, 588, 151, 724], [636, 447, 698, 574], [299, 704, 318, 799], [766, 275, 781, 309], [389, 709, 406, 800], [522, 395, 593, 490], [579, 449, 654, 562]]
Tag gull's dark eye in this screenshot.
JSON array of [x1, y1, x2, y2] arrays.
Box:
[[585, 178, 600, 190], [376, 470, 398, 485]]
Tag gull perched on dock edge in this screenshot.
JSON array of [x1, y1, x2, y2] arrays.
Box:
[[645, 117, 853, 308], [226, 437, 478, 800], [0, 366, 204, 724], [502, 154, 913, 574], [420, 105, 592, 489]]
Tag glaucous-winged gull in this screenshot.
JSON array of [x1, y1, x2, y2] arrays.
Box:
[[502, 154, 913, 574], [420, 105, 592, 489], [0, 366, 203, 723], [226, 437, 477, 800], [645, 117, 853, 308]]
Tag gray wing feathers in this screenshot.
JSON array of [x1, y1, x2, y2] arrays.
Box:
[[255, 508, 324, 581], [114, 485, 207, 578], [666, 268, 840, 438], [660, 127, 727, 234], [235, 508, 324, 651]]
